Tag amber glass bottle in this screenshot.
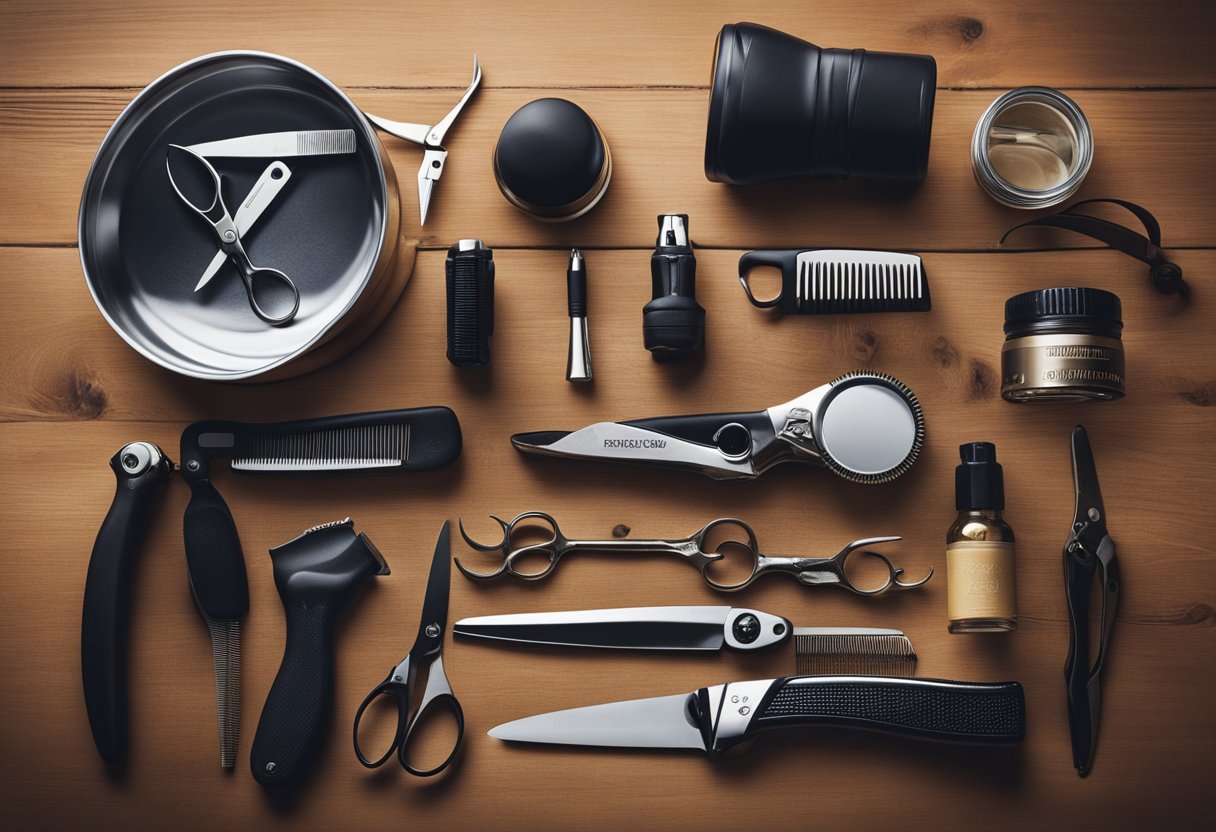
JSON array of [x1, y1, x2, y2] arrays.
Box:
[[947, 442, 1017, 633]]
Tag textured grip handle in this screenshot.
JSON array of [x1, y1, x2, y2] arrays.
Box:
[[568, 257, 587, 317], [755, 677, 1025, 744], [251, 600, 336, 790], [182, 479, 249, 621], [82, 446, 172, 768]]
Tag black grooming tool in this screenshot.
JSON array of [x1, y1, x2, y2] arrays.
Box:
[[82, 442, 174, 770], [1000, 199, 1188, 302], [644, 214, 704, 360], [446, 239, 495, 367], [1064, 425, 1120, 778], [178, 407, 461, 768], [566, 248, 592, 382], [705, 22, 937, 186], [251, 519, 389, 791], [738, 249, 931, 314]]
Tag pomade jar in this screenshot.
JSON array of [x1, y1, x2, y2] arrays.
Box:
[[1001, 287, 1125, 402]]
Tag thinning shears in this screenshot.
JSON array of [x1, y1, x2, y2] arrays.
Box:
[[353, 521, 463, 777], [1064, 424, 1120, 778], [366, 55, 482, 225], [456, 512, 931, 594]]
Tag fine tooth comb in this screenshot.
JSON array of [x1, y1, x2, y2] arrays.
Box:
[[738, 249, 931, 314], [176, 407, 461, 769], [185, 129, 357, 158], [794, 627, 918, 677]]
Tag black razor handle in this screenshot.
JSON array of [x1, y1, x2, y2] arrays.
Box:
[[446, 240, 495, 367], [82, 443, 173, 768], [251, 521, 389, 791], [718, 676, 1024, 753]]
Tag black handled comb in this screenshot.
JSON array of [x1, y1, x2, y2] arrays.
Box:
[[739, 249, 931, 314]]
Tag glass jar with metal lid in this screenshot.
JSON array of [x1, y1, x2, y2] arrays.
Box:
[[972, 87, 1093, 209], [1001, 287, 1124, 402]]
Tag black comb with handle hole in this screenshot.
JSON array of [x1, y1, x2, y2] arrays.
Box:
[[739, 249, 930, 314], [446, 239, 495, 367]]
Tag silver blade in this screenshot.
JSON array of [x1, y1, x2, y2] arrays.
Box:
[[455, 606, 732, 651], [511, 423, 755, 478], [187, 130, 355, 158], [488, 691, 707, 751], [204, 617, 240, 769]]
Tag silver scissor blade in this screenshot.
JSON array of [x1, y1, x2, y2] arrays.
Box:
[[455, 606, 732, 651], [510, 423, 756, 479], [488, 692, 707, 751]]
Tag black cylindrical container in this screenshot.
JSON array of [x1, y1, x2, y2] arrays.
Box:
[[704, 22, 937, 186], [1001, 287, 1125, 402]]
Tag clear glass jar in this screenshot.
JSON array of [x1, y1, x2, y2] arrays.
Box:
[[972, 87, 1093, 209]]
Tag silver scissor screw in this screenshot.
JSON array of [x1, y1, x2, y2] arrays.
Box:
[[187, 460, 200, 472], [425, 623, 440, 638], [1088, 507, 1101, 522], [265, 762, 276, 773]]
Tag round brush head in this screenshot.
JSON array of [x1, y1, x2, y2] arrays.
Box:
[[814, 372, 925, 484]]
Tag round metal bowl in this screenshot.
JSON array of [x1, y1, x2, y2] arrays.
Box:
[[79, 51, 410, 381]]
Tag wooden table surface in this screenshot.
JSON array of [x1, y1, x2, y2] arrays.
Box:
[[2, 1, 1214, 829]]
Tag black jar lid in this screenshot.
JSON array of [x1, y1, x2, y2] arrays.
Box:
[[1004, 287, 1123, 339], [493, 98, 610, 221]]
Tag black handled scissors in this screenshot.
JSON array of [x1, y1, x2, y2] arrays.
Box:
[[353, 521, 464, 776], [1063, 425, 1120, 778]]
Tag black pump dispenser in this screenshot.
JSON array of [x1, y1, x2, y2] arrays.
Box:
[[956, 442, 1005, 511]]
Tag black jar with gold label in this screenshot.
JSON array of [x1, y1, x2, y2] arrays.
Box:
[[1001, 287, 1125, 402]]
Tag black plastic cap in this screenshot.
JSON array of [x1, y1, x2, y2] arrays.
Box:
[[1004, 287, 1123, 339], [956, 442, 1005, 511], [494, 98, 606, 211]]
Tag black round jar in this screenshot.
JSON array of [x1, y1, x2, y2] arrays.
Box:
[[493, 98, 612, 222], [1001, 287, 1125, 402]]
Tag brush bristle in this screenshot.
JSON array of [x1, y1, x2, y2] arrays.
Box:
[[793, 627, 917, 677], [231, 424, 409, 471]]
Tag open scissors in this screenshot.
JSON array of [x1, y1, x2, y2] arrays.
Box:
[[353, 521, 463, 777], [166, 145, 300, 325], [1063, 425, 1120, 778], [456, 512, 931, 594], [366, 55, 482, 225]]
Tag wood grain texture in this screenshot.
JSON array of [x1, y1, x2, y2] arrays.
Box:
[[2, 0, 1216, 89], [4, 88, 1216, 248], [2, 1, 1215, 829]]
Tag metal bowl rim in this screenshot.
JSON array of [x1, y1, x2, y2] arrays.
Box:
[[77, 49, 392, 381]]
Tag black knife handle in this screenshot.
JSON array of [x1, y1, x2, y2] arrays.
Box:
[[82, 443, 173, 768], [251, 523, 388, 791], [182, 477, 249, 621], [737, 676, 1024, 751]]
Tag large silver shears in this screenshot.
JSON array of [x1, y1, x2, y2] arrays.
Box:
[[366, 55, 482, 225]]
